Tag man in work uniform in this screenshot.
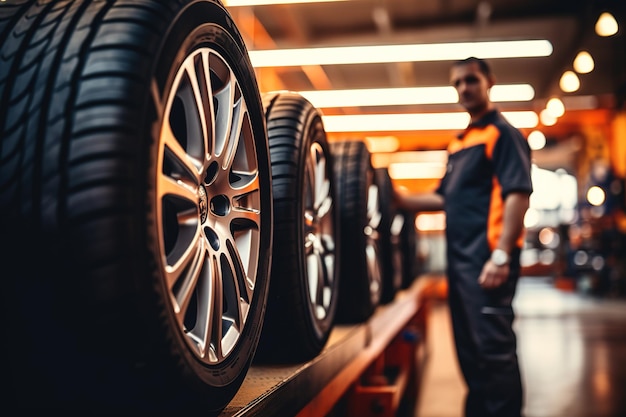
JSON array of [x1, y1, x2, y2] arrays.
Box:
[[396, 56, 532, 417]]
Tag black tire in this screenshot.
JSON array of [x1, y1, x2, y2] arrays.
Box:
[[400, 209, 420, 287], [0, 0, 32, 36], [255, 91, 340, 363], [0, 1, 272, 414], [390, 210, 407, 288], [331, 140, 383, 323], [374, 167, 402, 303]]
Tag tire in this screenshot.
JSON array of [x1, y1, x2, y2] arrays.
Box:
[[374, 167, 402, 303], [0, 0, 32, 36], [0, 1, 272, 414], [255, 91, 340, 363], [400, 209, 420, 287], [331, 140, 382, 323]]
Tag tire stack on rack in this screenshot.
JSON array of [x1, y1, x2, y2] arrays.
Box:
[[0, 1, 421, 414], [255, 91, 341, 364], [330, 140, 383, 323], [374, 166, 404, 303]]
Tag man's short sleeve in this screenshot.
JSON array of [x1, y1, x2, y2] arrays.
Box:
[[492, 125, 533, 198]]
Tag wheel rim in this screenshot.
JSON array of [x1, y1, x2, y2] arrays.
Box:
[[365, 181, 382, 304], [303, 142, 336, 320], [156, 48, 262, 364]]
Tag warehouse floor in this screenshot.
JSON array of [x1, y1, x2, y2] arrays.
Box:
[[414, 276, 626, 417]]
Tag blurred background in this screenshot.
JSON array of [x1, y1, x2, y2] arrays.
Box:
[[225, 0, 626, 298]]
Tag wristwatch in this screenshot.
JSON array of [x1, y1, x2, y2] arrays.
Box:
[[491, 249, 510, 266]]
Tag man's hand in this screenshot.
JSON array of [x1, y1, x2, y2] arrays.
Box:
[[478, 260, 509, 289]]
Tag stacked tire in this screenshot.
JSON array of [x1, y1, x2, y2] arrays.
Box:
[[374, 167, 403, 303], [331, 140, 383, 323], [399, 209, 421, 288], [0, 1, 423, 414], [1, 1, 272, 414], [256, 92, 340, 363]]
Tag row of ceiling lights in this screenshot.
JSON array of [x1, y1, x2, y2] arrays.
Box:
[[226, 0, 552, 131], [225, 0, 620, 152], [559, 12, 618, 93], [251, 39, 549, 132], [531, 11, 620, 151]]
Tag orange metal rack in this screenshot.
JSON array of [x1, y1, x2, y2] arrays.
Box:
[[219, 276, 436, 417]]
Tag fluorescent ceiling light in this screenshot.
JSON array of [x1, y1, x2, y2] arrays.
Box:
[[322, 111, 538, 132], [323, 113, 470, 132], [298, 84, 534, 108], [365, 136, 400, 153], [224, 0, 347, 6], [415, 213, 446, 231], [249, 40, 553, 67], [503, 111, 539, 128], [389, 162, 447, 180]]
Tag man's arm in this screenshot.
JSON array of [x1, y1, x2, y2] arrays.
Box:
[[393, 189, 445, 212], [478, 191, 530, 289], [496, 191, 530, 254]]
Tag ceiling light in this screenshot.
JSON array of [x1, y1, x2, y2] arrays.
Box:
[[540, 109, 557, 126], [389, 162, 447, 179], [489, 85, 535, 102], [501, 112, 540, 129], [365, 136, 400, 153], [595, 12, 619, 37], [546, 97, 565, 118], [224, 0, 347, 6], [249, 40, 553, 67], [323, 113, 469, 132], [321, 111, 537, 132], [527, 130, 546, 151], [372, 149, 448, 169], [415, 213, 446, 231], [573, 51, 594, 74], [559, 71, 580, 93], [298, 84, 534, 108], [587, 186, 606, 206]]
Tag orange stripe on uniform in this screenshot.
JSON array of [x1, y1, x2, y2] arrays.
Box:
[[449, 125, 500, 155], [488, 178, 527, 250], [487, 177, 504, 251]]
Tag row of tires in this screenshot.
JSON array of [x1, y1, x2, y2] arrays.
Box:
[[0, 0, 419, 414]]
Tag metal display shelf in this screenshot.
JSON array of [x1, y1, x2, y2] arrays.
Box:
[[220, 276, 435, 417]]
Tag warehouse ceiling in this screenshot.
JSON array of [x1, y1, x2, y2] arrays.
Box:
[[225, 0, 626, 153]]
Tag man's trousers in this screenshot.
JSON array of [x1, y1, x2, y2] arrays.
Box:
[[446, 255, 524, 417]]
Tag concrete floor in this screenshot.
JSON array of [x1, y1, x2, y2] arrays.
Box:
[[414, 276, 626, 417]]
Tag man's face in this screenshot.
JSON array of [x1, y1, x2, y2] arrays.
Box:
[[450, 62, 493, 115]]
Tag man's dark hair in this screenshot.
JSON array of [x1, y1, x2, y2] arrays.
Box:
[[453, 56, 492, 77]]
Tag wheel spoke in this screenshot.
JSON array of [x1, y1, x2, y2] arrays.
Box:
[[222, 79, 245, 172], [166, 231, 204, 297], [367, 183, 382, 230], [217, 241, 251, 358], [303, 141, 336, 320], [183, 252, 221, 360], [160, 121, 202, 184], [158, 172, 199, 204], [211, 53, 238, 160]]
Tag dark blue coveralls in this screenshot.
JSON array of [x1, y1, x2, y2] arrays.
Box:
[[436, 109, 533, 417]]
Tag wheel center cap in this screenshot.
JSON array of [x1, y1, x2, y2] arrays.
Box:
[[198, 185, 208, 223]]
